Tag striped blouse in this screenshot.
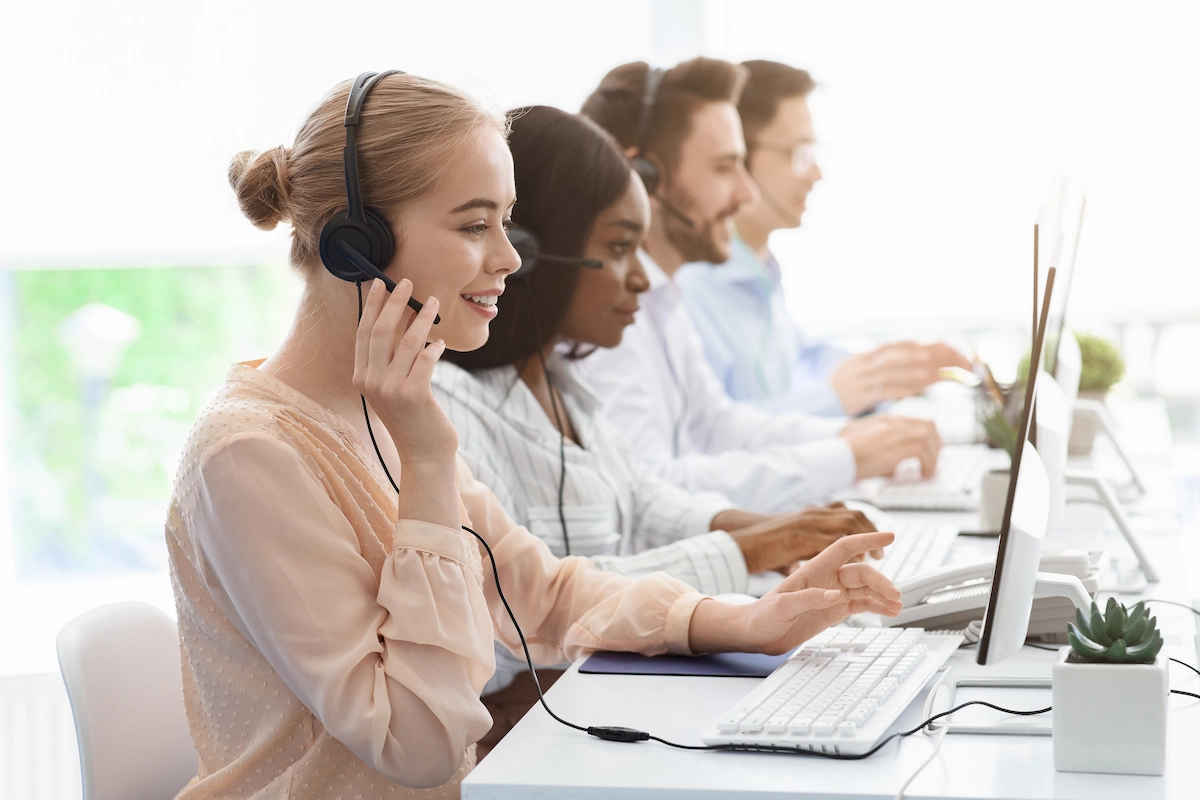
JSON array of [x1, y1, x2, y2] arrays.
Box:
[[432, 356, 747, 692]]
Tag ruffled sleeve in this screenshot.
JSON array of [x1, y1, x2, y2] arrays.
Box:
[[185, 432, 495, 789], [455, 459, 707, 662]]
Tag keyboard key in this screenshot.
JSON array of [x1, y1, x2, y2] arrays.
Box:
[[788, 717, 814, 735]]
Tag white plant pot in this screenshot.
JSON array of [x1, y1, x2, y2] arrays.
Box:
[[978, 468, 1010, 533], [1052, 647, 1167, 775], [1068, 390, 1107, 456]]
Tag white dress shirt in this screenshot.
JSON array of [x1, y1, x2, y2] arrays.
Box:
[[576, 250, 857, 514], [432, 356, 744, 692], [676, 235, 849, 416]]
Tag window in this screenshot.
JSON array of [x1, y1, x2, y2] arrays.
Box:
[[6, 265, 299, 577]]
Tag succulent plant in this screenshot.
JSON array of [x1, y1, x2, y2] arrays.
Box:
[[1067, 598, 1163, 664]]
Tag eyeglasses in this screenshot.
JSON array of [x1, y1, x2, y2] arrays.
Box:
[[750, 141, 818, 175]]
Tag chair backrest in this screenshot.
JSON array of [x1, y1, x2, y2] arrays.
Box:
[[56, 601, 198, 800]]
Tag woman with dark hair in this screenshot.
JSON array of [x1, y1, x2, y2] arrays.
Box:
[[434, 106, 886, 752]]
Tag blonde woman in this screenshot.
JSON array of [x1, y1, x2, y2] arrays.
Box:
[[166, 71, 902, 798]]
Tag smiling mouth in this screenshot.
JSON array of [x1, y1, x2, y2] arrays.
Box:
[[462, 294, 499, 308]]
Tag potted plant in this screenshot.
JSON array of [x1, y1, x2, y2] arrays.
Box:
[[976, 375, 1018, 531], [1053, 598, 1167, 775], [1070, 331, 1126, 454]]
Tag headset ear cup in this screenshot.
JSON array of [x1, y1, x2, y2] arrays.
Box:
[[319, 207, 396, 283], [632, 155, 659, 196]]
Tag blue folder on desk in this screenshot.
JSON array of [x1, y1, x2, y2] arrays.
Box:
[[578, 650, 790, 678]]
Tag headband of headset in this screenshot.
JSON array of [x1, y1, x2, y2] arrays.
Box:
[[631, 66, 667, 195]]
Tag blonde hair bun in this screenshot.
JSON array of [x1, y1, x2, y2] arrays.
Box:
[[228, 145, 291, 230]]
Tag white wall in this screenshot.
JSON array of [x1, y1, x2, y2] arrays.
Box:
[[703, 0, 1200, 334], [1, 0, 656, 267], [3, 1, 1197, 328]]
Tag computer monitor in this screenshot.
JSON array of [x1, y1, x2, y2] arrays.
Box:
[[1043, 183, 1087, 380], [976, 266, 1056, 665]]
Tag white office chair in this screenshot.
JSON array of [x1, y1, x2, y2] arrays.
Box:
[[56, 601, 199, 800]]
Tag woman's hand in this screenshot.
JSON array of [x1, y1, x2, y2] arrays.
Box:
[[354, 278, 457, 467], [688, 532, 903, 655], [722, 502, 880, 574], [354, 278, 460, 528]]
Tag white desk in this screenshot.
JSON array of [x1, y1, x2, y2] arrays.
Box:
[[464, 403, 1200, 799]]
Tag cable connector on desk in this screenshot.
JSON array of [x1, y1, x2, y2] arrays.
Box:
[[588, 726, 651, 743]]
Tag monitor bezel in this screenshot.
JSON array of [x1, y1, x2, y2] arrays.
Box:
[[976, 265, 1057, 664]]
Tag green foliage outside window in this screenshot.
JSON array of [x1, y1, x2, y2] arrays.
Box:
[[7, 264, 299, 575]]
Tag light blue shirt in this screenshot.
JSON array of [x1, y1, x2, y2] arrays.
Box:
[[676, 236, 849, 416]]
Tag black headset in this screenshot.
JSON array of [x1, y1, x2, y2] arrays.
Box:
[[631, 66, 667, 195], [629, 66, 695, 230], [508, 227, 603, 279], [318, 70, 599, 321]]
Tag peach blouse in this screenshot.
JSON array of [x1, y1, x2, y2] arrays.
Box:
[[165, 363, 705, 798]]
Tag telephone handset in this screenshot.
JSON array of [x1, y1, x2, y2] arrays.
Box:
[[887, 548, 1098, 634]]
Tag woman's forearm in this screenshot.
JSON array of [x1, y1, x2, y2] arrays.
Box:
[[396, 459, 462, 529]]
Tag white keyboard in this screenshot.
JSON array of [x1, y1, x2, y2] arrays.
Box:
[[874, 523, 959, 583], [866, 444, 1006, 511], [701, 627, 963, 755]]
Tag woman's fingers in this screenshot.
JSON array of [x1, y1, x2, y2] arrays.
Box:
[[370, 279, 418, 367], [355, 279, 396, 382], [813, 531, 895, 570], [837, 562, 902, 602], [391, 296, 441, 377], [407, 337, 447, 388]]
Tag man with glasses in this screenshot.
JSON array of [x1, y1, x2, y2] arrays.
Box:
[[579, 58, 943, 514], [677, 60, 970, 417]]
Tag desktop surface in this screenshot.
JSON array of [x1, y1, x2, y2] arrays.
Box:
[[464, 405, 1199, 800], [463, 634, 1198, 799]]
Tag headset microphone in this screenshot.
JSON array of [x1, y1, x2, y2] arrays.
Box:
[[656, 195, 697, 230], [507, 227, 603, 277], [755, 181, 800, 228]]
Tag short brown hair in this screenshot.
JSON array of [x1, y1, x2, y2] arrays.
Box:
[[581, 57, 747, 172], [737, 60, 816, 147]]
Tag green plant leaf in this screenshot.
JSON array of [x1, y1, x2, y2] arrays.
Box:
[[1076, 331, 1125, 393], [1127, 601, 1147, 626], [1126, 634, 1163, 663], [1124, 616, 1149, 646], [1104, 639, 1128, 663], [1106, 601, 1128, 640], [1067, 625, 1107, 661], [1074, 606, 1089, 634], [1089, 606, 1113, 646]]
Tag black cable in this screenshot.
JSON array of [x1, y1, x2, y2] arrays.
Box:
[[536, 347, 571, 556], [350, 283, 1160, 759], [1173, 690, 1200, 700], [357, 282, 401, 495], [462, 524, 588, 733], [1171, 658, 1200, 678], [1143, 598, 1200, 616]]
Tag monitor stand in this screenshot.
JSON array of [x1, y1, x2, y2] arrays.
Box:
[[931, 573, 1091, 737], [1064, 469, 1160, 588], [1073, 398, 1147, 496]]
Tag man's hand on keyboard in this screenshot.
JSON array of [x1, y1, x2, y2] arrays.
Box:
[[687, 532, 903, 656], [841, 415, 942, 480], [724, 502, 879, 574]]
